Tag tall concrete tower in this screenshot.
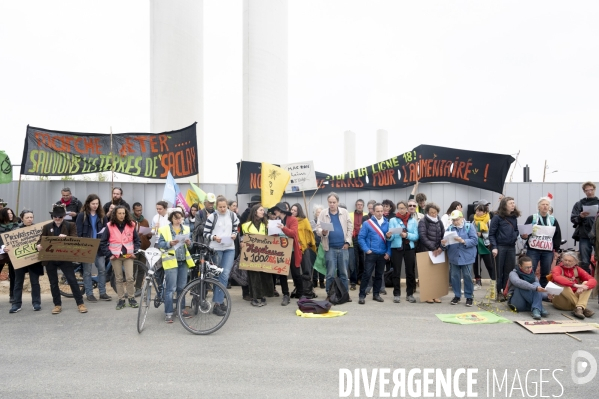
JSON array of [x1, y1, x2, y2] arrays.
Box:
[[376, 129, 388, 161], [242, 0, 288, 164], [344, 130, 356, 172], [150, 0, 204, 180]]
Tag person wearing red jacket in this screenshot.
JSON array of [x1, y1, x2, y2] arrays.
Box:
[[551, 251, 596, 319], [271, 202, 305, 306]]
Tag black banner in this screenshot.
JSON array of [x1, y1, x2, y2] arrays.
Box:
[[20, 123, 198, 178], [237, 145, 514, 194]]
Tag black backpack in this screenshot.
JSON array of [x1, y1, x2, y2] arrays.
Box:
[[328, 277, 350, 305], [297, 298, 332, 314]]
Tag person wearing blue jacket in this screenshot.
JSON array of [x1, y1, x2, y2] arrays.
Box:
[[358, 203, 391, 305], [387, 201, 419, 304], [441, 210, 478, 307], [489, 197, 521, 302]]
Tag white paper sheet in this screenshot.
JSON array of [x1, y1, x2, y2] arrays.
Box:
[[443, 231, 458, 245], [545, 281, 564, 296], [138, 226, 152, 235], [518, 224, 533, 235], [172, 233, 190, 250], [268, 220, 284, 236], [389, 227, 403, 234], [320, 222, 334, 232], [97, 227, 106, 235], [218, 236, 233, 245], [0, 245, 5, 255], [582, 205, 598, 218], [428, 250, 446, 264]]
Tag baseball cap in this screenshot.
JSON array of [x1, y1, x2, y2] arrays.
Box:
[[450, 210, 464, 220], [205, 193, 217, 203]]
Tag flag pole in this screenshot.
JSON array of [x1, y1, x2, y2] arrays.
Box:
[[110, 127, 114, 192], [15, 166, 22, 214]]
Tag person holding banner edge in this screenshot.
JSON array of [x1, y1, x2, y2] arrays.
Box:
[[520, 197, 562, 288], [0, 208, 19, 303], [9, 210, 44, 313]]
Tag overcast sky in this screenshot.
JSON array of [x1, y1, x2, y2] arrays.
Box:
[[1, 1, 598, 185]]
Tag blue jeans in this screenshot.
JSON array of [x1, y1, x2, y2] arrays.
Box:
[[526, 248, 554, 287], [83, 254, 107, 296], [359, 253, 386, 298], [213, 249, 235, 304], [164, 261, 189, 315], [509, 284, 544, 312], [325, 248, 349, 292], [450, 263, 474, 299], [578, 238, 593, 274]]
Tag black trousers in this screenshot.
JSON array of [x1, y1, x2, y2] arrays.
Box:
[[13, 267, 41, 307], [46, 262, 84, 306], [272, 252, 303, 297], [0, 260, 15, 297], [352, 237, 365, 283], [391, 247, 416, 297], [473, 252, 495, 280]]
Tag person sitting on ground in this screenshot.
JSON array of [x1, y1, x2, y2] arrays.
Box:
[[506, 256, 549, 320], [441, 210, 478, 307], [550, 251, 596, 319]]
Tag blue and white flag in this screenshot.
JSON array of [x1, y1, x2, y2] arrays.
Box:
[[162, 171, 177, 205]]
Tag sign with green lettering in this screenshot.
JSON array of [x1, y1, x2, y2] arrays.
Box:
[[20, 123, 198, 178]]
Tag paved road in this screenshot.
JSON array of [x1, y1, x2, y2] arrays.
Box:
[[1, 285, 598, 399]]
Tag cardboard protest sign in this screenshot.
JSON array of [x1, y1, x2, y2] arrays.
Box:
[[416, 251, 449, 302], [38, 236, 100, 264], [281, 161, 318, 193], [239, 234, 293, 275], [528, 225, 556, 251], [515, 320, 597, 334], [238, 145, 515, 195], [1, 220, 50, 269], [20, 123, 198, 178]]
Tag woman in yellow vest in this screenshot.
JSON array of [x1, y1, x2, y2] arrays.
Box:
[[157, 210, 194, 323], [241, 204, 274, 306]]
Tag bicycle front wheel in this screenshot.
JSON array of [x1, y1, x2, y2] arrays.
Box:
[[137, 279, 152, 334], [58, 267, 85, 298], [176, 278, 231, 335]]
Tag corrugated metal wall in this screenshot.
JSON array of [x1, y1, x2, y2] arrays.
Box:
[[0, 181, 585, 250]]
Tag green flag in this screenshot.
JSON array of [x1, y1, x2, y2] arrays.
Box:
[[436, 311, 511, 325], [0, 151, 12, 184], [189, 181, 206, 203]]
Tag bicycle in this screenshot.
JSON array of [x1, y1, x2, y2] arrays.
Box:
[[59, 258, 143, 298], [176, 242, 231, 335], [136, 247, 165, 333]]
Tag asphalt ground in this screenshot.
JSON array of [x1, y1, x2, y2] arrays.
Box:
[[1, 282, 598, 399]]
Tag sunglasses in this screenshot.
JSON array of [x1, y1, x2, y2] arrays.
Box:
[[53, 216, 64, 219]]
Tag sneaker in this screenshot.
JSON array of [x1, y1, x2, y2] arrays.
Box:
[[540, 309, 549, 317], [532, 308, 542, 320], [86, 295, 98, 303], [473, 284, 480, 291], [213, 304, 227, 316], [281, 295, 290, 306], [273, 289, 280, 297], [261, 297, 267, 306], [180, 309, 192, 319], [319, 282, 325, 289], [497, 293, 506, 302], [99, 293, 112, 301], [358, 297, 365, 305], [465, 298, 473, 307], [583, 308, 595, 318], [406, 295, 416, 303], [52, 305, 62, 314], [393, 296, 401, 303], [165, 315, 174, 323], [33, 304, 41, 311], [78, 304, 88, 313], [129, 298, 139, 308], [134, 289, 142, 297], [450, 297, 460, 305], [350, 284, 356, 291], [251, 299, 261, 307], [9, 305, 21, 313], [373, 295, 384, 303], [115, 299, 126, 310], [243, 296, 252, 301], [380, 289, 387, 295]]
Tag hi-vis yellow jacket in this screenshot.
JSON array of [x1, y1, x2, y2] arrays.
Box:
[[158, 224, 195, 270]]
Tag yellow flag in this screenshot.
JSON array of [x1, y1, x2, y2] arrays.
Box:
[[185, 189, 199, 208], [261, 162, 291, 208]]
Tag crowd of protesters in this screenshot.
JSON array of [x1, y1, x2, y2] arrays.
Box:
[[0, 180, 597, 322]]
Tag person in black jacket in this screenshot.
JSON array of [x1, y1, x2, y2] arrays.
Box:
[[417, 202, 445, 303], [489, 197, 521, 301], [102, 187, 130, 216], [570, 181, 599, 274], [55, 187, 82, 219], [76, 194, 112, 302], [0, 208, 20, 304]]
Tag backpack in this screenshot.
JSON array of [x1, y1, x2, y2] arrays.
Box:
[[297, 298, 332, 314], [328, 277, 350, 305]]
